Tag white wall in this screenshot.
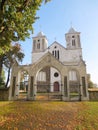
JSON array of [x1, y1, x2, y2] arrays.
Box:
[[48, 42, 82, 63], [50, 67, 61, 92]]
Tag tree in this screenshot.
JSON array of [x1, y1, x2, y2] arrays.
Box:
[[0, 43, 25, 88], [88, 80, 94, 88], [0, 69, 5, 87], [0, 0, 51, 54]]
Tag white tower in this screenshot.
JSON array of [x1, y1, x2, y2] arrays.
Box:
[[32, 32, 48, 53], [32, 32, 48, 63], [65, 27, 81, 49]]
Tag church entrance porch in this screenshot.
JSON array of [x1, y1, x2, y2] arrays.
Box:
[[9, 52, 89, 101]]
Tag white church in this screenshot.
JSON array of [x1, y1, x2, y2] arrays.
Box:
[[9, 27, 89, 101]]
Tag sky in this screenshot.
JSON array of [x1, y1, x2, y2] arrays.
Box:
[[20, 0, 98, 85]]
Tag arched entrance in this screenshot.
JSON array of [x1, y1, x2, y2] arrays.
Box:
[[69, 70, 81, 101], [35, 66, 62, 101], [17, 70, 29, 100], [54, 82, 59, 92]]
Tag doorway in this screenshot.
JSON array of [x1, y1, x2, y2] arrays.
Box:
[[54, 82, 59, 92], [18, 70, 29, 100]]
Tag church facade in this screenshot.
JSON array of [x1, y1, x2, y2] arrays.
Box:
[[9, 27, 89, 101]]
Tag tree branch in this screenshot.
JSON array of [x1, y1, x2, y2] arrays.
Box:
[[16, 0, 31, 12]]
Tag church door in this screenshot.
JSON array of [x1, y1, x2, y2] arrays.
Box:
[[54, 82, 59, 92]]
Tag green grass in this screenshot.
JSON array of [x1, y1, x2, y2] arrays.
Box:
[[75, 102, 98, 130], [0, 101, 98, 130]]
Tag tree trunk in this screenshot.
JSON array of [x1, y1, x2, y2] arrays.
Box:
[[5, 67, 11, 88], [0, 57, 3, 78], [0, 0, 6, 11]]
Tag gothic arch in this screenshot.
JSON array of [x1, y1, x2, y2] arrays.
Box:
[[30, 53, 64, 97], [68, 68, 81, 101]]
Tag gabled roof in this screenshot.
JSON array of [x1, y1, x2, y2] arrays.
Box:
[[32, 52, 64, 69], [48, 41, 66, 50]]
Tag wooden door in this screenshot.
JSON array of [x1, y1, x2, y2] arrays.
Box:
[[54, 82, 59, 92]]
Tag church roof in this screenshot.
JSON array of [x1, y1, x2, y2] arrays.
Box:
[[68, 27, 76, 33], [68, 27, 80, 34], [37, 31, 45, 37], [49, 41, 66, 50]]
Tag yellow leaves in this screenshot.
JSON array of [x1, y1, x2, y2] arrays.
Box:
[[14, 127, 18, 130], [0, 101, 98, 130], [16, 12, 23, 20]]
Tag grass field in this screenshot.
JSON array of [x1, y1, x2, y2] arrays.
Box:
[[0, 101, 98, 130]]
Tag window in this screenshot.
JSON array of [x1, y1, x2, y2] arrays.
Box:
[[33, 40, 36, 50], [54, 72, 59, 77], [77, 35, 80, 47], [72, 39, 75, 46], [37, 71, 46, 81], [52, 51, 54, 55], [33, 43, 36, 50], [55, 50, 56, 57], [57, 50, 59, 59], [37, 43, 40, 49], [33, 40, 36, 44], [42, 39, 44, 44], [69, 70, 77, 81], [52, 50, 60, 59]]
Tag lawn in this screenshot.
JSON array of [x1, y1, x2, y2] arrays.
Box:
[[0, 101, 98, 130]]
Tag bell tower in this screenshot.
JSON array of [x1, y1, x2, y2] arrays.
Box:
[[65, 27, 81, 49], [32, 31, 48, 53]]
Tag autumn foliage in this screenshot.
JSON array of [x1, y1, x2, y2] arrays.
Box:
[[0, 101, 98, 130]]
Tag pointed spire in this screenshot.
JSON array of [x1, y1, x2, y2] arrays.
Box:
[[68, 27, 76, 33]]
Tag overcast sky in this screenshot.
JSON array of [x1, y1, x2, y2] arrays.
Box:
[[20, 0, 98, 85]]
